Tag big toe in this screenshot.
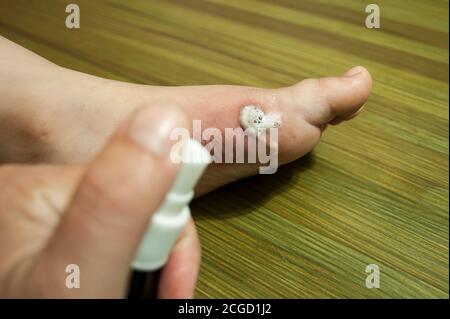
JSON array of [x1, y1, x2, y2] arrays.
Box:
[[291, 66, 372, 125]]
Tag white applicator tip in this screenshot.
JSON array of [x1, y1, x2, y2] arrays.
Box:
[[172, 138, 212, 195], [131, 138, 211, 271]]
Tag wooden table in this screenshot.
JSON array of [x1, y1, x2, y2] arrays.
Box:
[[0, 0, 448, 298]]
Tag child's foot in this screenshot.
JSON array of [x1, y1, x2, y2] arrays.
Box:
[[2, 65, 371, 195]]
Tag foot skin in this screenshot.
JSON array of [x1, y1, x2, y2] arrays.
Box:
[[2, 65, 372, 195]]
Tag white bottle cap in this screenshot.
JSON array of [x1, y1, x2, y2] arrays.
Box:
[[132, 138, 211, 271]]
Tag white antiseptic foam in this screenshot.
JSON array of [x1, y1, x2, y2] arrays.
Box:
[[239, 105, 281, 134]]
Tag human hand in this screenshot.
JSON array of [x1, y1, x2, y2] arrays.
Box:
[[0, 105, 200, 298]]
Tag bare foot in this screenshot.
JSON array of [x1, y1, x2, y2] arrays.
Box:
[[0, 42, 371, 195]]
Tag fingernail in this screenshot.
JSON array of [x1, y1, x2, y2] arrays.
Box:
[[128, 105, 187, 156], [344, 66, 364, 77]]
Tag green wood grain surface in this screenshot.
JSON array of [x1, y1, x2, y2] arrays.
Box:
[[0, 0, 448, 298]]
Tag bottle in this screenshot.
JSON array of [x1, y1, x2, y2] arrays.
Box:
[[128, 138, 211, 298]]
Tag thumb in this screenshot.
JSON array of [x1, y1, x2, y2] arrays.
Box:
[[38, 104, 189, 297]]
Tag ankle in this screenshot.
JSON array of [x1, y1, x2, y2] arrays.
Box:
[[0, 65, 71, 163]]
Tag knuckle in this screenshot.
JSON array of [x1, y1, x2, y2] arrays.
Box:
[[78, 170, 138, 217]]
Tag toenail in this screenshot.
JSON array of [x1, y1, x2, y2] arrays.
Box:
[[344, 66, 364, 77], [346, 105, 365, 119], [239, 105, 281, 135]]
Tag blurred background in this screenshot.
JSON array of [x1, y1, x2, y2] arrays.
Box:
[[0, 0, 448, 298]]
